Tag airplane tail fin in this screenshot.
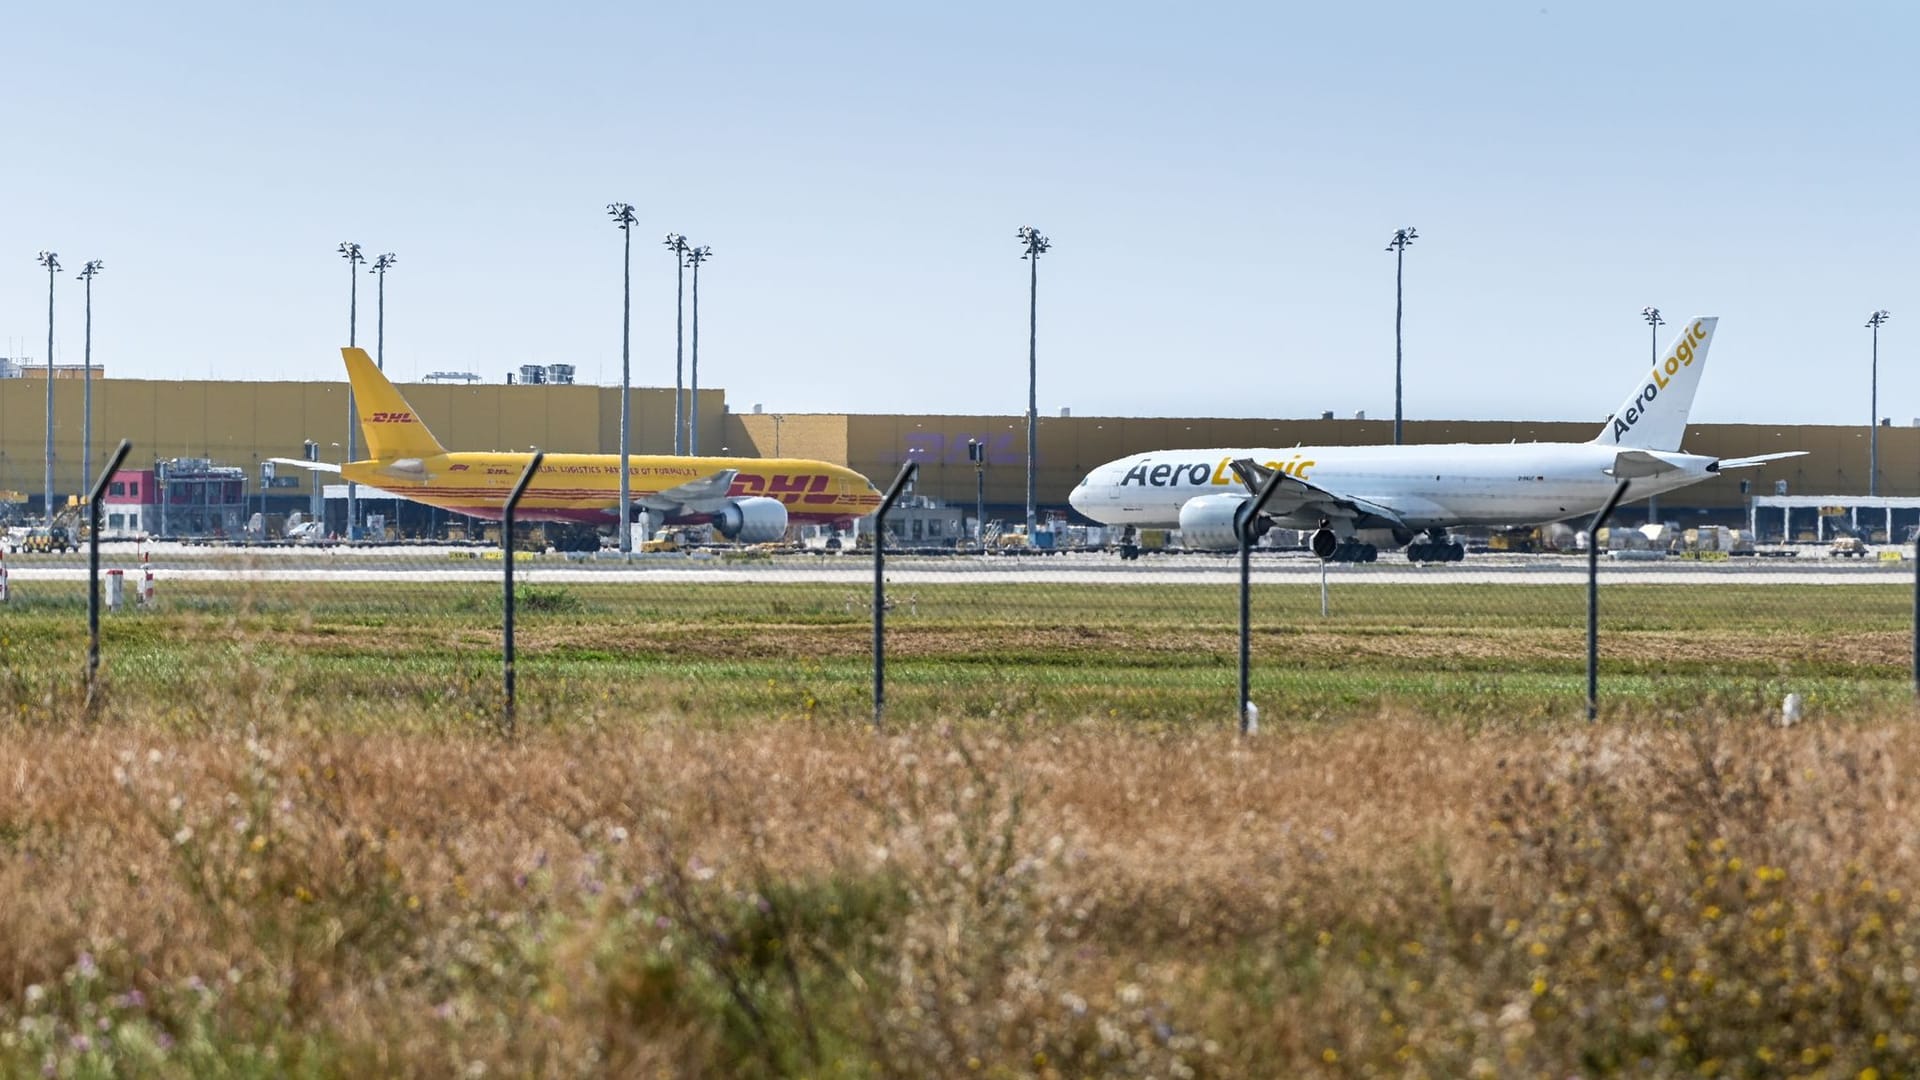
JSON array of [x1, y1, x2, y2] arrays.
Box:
[[1592, 316, 1717, 451], [343, 347, 447, 460]]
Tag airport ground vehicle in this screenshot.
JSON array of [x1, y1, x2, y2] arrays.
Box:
[[19, 526, 74, 553], [1831, 534, 1871, 558], [640, 528, 699, 553]]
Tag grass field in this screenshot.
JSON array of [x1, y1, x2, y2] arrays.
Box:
[[4, 576, 1918, 1075], [2, 576, 1912, 725]]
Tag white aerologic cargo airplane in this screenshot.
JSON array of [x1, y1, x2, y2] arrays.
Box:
[[1068, 316, 1806, 562]]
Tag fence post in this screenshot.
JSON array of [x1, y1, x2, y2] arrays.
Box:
[[1235, 465, 1286, 736], [872, 462, 919, 729], [1913, 532, 1918, 698], [84, 439, 134, 717], [502, 452, 545, 734], [1587, 480, 1631, 722]]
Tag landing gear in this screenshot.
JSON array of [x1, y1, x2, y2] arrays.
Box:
[[546, 523, 603, 553], [1405, 537, 1466, 563], [1328, 541, 1377, 563]]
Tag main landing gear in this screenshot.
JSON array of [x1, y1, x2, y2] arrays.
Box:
[[1327, 541, 1378, 563], [1406, 534, 1466, 563]]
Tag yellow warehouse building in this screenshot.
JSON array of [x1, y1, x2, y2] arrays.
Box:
[[0, 376, 1901, 518]]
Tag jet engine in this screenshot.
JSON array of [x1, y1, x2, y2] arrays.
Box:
[[1176, 494, 1265, 551], [710, 496, 789, 542]]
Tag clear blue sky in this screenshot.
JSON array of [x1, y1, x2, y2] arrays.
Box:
[[3, 2, 1914, 427]]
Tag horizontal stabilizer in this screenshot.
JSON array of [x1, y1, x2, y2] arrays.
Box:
[[1713, 451, 1809, 471], [265, 457, 342, 474], [375, 458, 429, 481], [1605, 450, 1684, 479]]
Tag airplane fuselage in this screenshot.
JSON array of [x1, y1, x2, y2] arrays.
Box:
[[340, 451, 881, 525], [1070, 442, 1718, 532]]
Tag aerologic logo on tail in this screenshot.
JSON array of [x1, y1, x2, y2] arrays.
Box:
[[368, 411, 416, 424], [1609, 319, 1708, 442]]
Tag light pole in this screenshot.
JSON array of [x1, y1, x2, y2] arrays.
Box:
[[684, 244, 712, 455], [609, 203, 638, 552], [1642, 306, 1664, 523], [339, 241, 364, 540], [663, 232, 690, 456], [78, 260, 104, 492], [969, 437, 987, 553], [1385, 227, 1418, 446], [36, 251, 59, 521], [371, 253, 400, 536], [1869, 310, 1892, 497], [1016, 225, 1050, 536], [371, 253, 397, 370]]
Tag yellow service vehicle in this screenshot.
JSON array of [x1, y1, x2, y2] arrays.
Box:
[[20, 526, 74, 553]]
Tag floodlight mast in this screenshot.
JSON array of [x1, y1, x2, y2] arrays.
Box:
[[37, 251, 60, 521], [1641, 306, 1665, 523], [684, 244, 712, 456], [1385, 227, 1417, 446], [1869, 310, 1892, 497], [1016, 225, 1050, 537], [78, 260, 104, 492], [339, 241, 365, 540], [609, 203, 639, 553], [371, 253, 397, 371], [663, 232, 690, 456]]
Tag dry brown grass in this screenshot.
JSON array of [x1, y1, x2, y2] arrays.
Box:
[[5, 694, 1920, 1076]]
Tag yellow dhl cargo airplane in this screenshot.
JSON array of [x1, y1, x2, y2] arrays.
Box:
[[271, 348, 882, 543]]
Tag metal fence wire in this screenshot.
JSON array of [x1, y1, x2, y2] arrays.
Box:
[[5, 438, 1919, 729]]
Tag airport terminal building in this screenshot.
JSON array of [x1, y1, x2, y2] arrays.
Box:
[[0, 375, 1902, 538]]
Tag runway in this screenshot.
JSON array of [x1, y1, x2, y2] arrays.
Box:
[[3, 545, 1912, 587]]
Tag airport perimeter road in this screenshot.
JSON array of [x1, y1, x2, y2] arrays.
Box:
[[5, 548, 1913, 586]]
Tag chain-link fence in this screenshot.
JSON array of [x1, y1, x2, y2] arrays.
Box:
[[3, 449, 1916, 728]]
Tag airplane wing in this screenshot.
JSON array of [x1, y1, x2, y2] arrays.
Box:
[[1714, 451, 1809, 470], [1227, 458, 1410, 530], [636, 469, 740, 515], [265, 457, 342, 474]]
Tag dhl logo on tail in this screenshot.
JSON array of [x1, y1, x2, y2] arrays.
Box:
[[343, 348, 449, 460]]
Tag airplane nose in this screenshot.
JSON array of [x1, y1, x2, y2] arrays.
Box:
[[1068, 480, 1088, 515]]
